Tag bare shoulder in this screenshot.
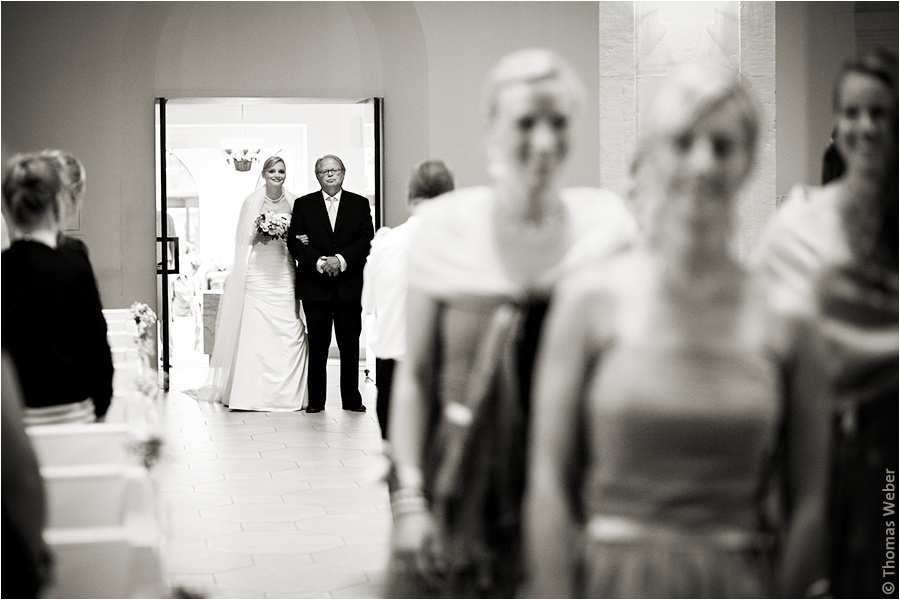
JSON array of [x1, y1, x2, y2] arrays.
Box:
[[553, 250, 643, 325], [771, 183, 840, 229], [562, 187, 634, 222]]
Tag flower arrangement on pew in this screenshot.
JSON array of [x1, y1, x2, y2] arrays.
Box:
[[128, 302, 163, 468], [131, 434, 164, 470], [129, 302, 159, 397]]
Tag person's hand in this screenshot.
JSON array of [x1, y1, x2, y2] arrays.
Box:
[[322, 256, 341, 276], [299, 234, 309, 245], [391, 508, 446, 585]]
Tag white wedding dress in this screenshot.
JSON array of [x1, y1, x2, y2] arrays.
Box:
[[226, 218, 309, 411]]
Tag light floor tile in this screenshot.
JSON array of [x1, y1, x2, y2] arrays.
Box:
[[223, 472, 279, 481], [242, 521, 301, 532], [282, 487, 386, 508], [207, 531, 345, 555], [189, 458, 298, 474], [165, 515, 244, 542], [260, 446, 365, 462], [271, 464, 374, 482], [183, 439, 286, 454], [157, 363, 387, 598], [200, 503, 323, 523], [251, 431, 351, 446], [160, 491, 233, 511], [252, 553, 316, 567], [193, 479, 308, 496], [216, 564, 367, 593], [163, 547, 254, 575], [310, 543, 390, 569], [231, 495, 284, 504], [307, 480, 363, 490], [293, 513, 391, 537]]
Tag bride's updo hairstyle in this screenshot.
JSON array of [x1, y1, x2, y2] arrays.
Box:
[[2, 153, 64, 232], [480, 48, 586, 126], [261, 155, 285, 173]]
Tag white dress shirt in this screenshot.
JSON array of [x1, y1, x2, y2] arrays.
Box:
[[316, 190, 347, 273], [361, 216, 419, 360]]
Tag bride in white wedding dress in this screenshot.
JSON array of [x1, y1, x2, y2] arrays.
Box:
[[193, 156, 309, 411]]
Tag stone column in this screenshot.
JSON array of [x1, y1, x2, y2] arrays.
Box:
[[598, 1, 776, 257]]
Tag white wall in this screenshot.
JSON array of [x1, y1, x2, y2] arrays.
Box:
[[2, 2, 886, 311], [598, 1, 777, 256], [1, 1, 602, 312], [775, 2, 856, 198]]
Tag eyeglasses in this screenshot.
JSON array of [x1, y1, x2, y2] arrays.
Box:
[[316, 168, 344, 176]]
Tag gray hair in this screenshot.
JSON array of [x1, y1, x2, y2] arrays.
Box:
[[408, 160, 455, 204], [314, 154, 345, 173]]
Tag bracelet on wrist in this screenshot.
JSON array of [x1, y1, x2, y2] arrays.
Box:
[[391, 487, 425, 502], [391, 492, 428, 518]]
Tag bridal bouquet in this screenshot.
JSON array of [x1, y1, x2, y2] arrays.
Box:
[[255, 211, 290, 241]]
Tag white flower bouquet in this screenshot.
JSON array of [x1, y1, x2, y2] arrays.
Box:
[[254, 211, 290, 241], [129, 302, 159, 396], [130, 302, 158, 342]]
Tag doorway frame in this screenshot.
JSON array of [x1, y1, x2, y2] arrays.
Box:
[[154, 96, 385, 391]]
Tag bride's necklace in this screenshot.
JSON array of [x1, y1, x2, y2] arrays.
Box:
[[264, 192, 285, 203]]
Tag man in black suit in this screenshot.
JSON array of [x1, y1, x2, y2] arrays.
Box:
[[287, 155, 374, 413]]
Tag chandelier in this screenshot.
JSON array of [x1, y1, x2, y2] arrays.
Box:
[[223, 105, 262, 172], [223, 146, 261, 172]]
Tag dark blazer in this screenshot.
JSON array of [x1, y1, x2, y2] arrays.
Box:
[[1, 241, 114, 418], [287, 189, 374, 303]]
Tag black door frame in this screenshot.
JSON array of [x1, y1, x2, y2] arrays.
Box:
[[154, 96, 385, 391]]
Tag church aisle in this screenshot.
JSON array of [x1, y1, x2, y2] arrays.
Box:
[[155, 362, 389, 599]]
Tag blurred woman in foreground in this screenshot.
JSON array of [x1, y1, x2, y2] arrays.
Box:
[[755, 48, 898, 598], [526, 65, 830, 598], [385, 48, 636, 598]]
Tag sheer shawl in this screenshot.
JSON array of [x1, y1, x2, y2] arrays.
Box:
[[191, 185, 299, 404]]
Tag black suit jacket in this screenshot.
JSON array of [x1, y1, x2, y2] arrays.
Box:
[[1, 241, 114, 417], [287, 189, 374, 303]]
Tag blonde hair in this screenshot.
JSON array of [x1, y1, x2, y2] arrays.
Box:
[[628, 64, 760, 203], [2, 153, 64, 230], [42, 149, 86, 196], [481, 48, 585, 125], [261, 156, 285, 173]]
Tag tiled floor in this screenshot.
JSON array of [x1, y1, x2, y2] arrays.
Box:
[[155, 362, 390, 599]]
